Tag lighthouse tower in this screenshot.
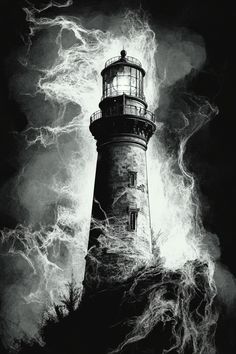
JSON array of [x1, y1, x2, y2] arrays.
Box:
[[87, 50, 156, 282]]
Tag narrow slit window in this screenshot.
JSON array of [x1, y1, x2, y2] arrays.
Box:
[[128, 171, 137, 187], [130, 211, 137, 231]]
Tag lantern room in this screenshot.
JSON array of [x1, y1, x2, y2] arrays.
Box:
[[90, 50, 155, 126], [101, 50, 146, 102]]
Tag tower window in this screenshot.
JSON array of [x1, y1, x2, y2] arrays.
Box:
[[128, 171, 137, 187], [129, 211, 138, 231]]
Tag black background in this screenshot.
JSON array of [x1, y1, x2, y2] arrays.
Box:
[[0, 0, 235, 303]]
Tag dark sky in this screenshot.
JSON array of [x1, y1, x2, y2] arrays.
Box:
[[0, 0, 236, 276]]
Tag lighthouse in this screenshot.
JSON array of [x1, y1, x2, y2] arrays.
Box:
[[86, 50, 156, 284]]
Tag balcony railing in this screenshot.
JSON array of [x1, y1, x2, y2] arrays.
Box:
[[105, 56, 142, 68], [90, 105, 155, 124], [90, 110, 102, 122]]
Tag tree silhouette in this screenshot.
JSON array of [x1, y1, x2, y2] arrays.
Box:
[[59, 276, 81, 316]]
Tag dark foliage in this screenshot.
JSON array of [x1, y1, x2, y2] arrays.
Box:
[[16, 268, 165, 354], [15, 262, 220, 354], [0, 262, 234, 354]]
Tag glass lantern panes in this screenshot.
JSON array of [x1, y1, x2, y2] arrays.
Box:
[[103, 65, 144, 100]]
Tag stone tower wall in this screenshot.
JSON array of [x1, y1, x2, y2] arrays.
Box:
[[91, 140, 152, 258]]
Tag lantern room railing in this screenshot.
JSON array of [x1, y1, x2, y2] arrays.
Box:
[[90, 105, 155, 124], [105, 56, 142, 68]]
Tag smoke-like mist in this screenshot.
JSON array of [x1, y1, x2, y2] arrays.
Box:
[[0, 1, 231, 352]]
